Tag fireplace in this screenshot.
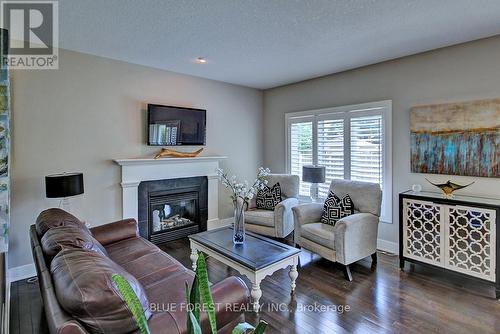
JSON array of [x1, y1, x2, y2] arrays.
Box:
[[114, 156, 225, 236], [138, 176, 208, 245]]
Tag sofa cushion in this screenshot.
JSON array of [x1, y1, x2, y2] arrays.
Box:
[[256, 182, 282, 210], [117, 250, 187, 288], [41, 226, 108, 260], [300, 223, 335, 249], [36, 208, 89, 238], [245, 209, 275, 227], [321, 191, 354, 226], [51, 248, 151, 334]]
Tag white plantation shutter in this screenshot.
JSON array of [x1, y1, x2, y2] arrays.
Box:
[[350, 115, 383, 185], [317, 118, 344, 198], [286, 100, 392, 223], [289, 121, 313, 196]]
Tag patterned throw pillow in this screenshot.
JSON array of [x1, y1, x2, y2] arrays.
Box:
[[321, 191, 354, 225], [256, 182, 282, 210]]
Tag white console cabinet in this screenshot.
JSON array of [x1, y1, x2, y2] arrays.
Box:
[[399, 191, 500, 298]]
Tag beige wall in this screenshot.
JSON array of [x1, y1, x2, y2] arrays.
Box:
[[10, 49, 263, 268], [263, 35, 500, 246]]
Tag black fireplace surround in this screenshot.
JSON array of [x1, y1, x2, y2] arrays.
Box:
[[138, 176, 208, 245]]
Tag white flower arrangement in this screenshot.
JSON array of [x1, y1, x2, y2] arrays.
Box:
[[216, 167, 270, 206]]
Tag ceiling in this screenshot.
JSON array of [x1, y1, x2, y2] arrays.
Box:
[[59, 0, 500, 89]]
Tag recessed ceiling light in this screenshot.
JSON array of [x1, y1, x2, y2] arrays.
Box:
[[195, 57, 207, 64]]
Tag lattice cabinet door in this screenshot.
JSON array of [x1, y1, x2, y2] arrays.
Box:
[[403, 199, 445, 266], [445, 205, 496, 282]]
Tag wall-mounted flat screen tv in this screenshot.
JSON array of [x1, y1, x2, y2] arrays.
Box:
[[148, 104, 206, 146]]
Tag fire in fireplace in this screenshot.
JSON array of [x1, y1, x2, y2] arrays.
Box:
[[150, 192, 197, 233], [138, 177, 207, 245]]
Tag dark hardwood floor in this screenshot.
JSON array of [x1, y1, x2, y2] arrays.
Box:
[[11, 237, 500, 334], [10, 277, 49, 334]]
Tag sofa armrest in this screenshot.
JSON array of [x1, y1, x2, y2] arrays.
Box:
[[333, 213, 379, 265], [90, 218, 139, 246], [292, 203, 324, 245], [292, 203, 323, 226], [209, 276, 249, 331], [146, 276, 249, 334], [274, 197, 299, 238]]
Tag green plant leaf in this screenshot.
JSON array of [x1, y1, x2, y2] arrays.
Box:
[[253, 320, 268, 334], [185, 275, 201, 334], [188, 310, 203, 334], [111, 274, 151, 334], [231, 322, 255, 334], [196, 252, 217, 334], [190, 274, 201, 322]]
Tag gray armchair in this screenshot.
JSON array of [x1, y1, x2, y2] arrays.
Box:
[[292, 179, 382, 281], [245, 174, 300, 238]]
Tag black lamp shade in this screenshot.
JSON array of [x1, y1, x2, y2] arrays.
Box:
[[45, 173, 84, 198], [302, 165, 326, 183]]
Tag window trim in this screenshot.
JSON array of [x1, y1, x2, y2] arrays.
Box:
[[285, 100, 392, 224]]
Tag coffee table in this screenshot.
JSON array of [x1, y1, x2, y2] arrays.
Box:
[[189, 226, 301, 312]]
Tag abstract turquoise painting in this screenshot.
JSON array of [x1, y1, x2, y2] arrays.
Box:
[[411, 99, 499, 178]]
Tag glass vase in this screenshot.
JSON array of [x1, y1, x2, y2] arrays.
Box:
[[233, 198, 245, 245]]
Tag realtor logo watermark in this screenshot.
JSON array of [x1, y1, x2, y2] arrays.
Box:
[[1, 0, 58, 69]]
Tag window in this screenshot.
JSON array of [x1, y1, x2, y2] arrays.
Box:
[[317, 118, 344, 197], [289, 119, 313, 196], [350, 115, 383, 184], [286, 100, 392, 223]]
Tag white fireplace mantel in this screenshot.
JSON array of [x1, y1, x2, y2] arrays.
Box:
[[113, 156, 226, 226]]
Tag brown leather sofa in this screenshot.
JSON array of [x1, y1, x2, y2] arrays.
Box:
[[30, 208, 249, 334]]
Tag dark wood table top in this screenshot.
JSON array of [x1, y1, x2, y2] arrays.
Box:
[[189, 226, 300, 271]]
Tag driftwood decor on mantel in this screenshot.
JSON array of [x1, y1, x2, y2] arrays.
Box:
[[154, 148, 204, 159]]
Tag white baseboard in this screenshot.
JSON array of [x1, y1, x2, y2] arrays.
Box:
[[377, 238, 398, 254], [207, 218, 231, 230], [8, 263, 36, 283]]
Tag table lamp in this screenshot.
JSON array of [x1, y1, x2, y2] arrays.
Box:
[[45, 172, 84, 212], [302, 165, 325, 203]]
